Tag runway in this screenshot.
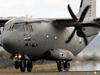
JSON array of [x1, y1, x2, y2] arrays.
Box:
[[0, 60, 99, 75], [0, 72, 99, 75]]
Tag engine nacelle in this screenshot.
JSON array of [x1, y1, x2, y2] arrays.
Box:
[[82, 27, 99, 37], [48, 49, 74, 60]]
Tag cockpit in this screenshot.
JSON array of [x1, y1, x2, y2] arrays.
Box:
[[4, 22, 33, 32], [13, 22, 33, 32], [12, 23, 25, 31], [3, 17, 36, 32]]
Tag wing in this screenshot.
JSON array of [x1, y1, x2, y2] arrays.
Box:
[[52, 19, 76, 29], [52, 18, 100, 28]]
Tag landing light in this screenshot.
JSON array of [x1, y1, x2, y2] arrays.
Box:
[[18, 54, 22, 58], [15, 55, 17, 58], [15, 54, 22, 59]]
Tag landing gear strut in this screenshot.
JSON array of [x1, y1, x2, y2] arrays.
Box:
[[56, 60, 70, 72]]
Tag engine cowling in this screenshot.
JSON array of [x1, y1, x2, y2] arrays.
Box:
[[82, 27, 99, 37]]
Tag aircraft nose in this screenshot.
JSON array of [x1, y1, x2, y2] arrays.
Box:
[[2, 37, 13, 53], [1, 33, 17, 53]]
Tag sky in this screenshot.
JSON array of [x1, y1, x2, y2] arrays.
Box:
[[0, 0, 99, 18]]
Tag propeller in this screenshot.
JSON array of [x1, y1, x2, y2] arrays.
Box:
[[66, 4, 100, 46]]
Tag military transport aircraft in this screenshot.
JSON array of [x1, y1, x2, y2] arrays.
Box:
[[0, 0, 100, 72]]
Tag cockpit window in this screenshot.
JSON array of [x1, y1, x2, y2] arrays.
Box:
[[25, 24, 33, 32], [12, 23, 25, 31], [12, 22, 33, 32]]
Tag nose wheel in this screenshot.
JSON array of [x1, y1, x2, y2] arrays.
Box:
[[20, 60, 26, 72], [14, 60, 20, 69], [26, 60, 33, 72], [14, 60, 33, 72], [56, 60, 70, 72], [13, 54, 33, 72]]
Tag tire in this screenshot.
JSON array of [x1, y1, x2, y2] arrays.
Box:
[[56, 61, 64, 72], [14, 61, 20, 69], [27, 60, 33, 72], [20, 60, 26, 72], [67, 62, 70, 68], [64, 61, 70, 71]]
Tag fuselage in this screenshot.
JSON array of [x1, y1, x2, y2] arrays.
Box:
[[1, 18, 96, 59]]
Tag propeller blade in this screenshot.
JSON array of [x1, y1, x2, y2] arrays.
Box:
[[80, 23, 100, 28], [79, 5, 91, 22], [80, 29, 88, 46], [82, 35, 88, 46], [80, 0, 83, 8], [68, 4, 78, 21], [65, 28, 76, 43], [66, 5, 91, 45]]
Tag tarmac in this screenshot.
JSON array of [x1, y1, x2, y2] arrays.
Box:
[[0, 72, 99, 75], [0, 60, 99, 75]]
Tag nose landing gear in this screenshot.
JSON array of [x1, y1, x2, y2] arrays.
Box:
[[13, 54, 33, 72], [26, 60, 33, 72]]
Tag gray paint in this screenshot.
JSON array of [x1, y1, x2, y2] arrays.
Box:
[[1, 17, 98, 59]]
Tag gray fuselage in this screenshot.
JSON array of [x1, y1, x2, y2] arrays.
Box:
[[1, 18, 96, 59]]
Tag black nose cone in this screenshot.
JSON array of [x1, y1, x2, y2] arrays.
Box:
[[2, 37, 16, 53]]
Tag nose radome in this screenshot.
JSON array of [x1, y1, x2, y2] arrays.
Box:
[[1, 34, 17, 53], [2, 37, 12, 52]]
